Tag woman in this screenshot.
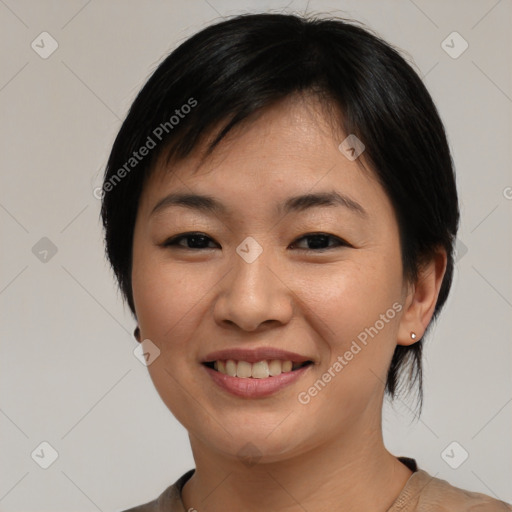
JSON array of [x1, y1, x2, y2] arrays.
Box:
[[100, 12, 512, 511]]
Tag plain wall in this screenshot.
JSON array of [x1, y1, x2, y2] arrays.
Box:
[[1, 0, 511, 510]]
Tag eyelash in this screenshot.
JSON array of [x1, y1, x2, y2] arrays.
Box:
[[162, 232, 350, 252]]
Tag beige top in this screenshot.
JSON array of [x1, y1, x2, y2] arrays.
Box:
[[122, 458, 512, 511]]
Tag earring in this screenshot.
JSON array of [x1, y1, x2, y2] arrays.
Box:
[[134, 326, 140, 341], [410, 332, 417, 340]]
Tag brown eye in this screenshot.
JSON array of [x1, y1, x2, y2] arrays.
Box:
[[163, 233, 218, 250], [291, 233, 349, 251]]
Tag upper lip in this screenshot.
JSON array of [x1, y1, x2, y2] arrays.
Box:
[[202, 347, 313, 364]]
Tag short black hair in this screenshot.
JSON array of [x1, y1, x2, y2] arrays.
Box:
[[100, 12, 460, 413]]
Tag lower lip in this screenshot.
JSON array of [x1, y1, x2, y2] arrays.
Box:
[[203, 364, 312, 398]]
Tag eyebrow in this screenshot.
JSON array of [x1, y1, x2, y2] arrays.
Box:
[[150, 191, 367, 218]]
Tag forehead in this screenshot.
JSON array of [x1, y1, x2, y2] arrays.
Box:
[[139, 96, 386, 220]]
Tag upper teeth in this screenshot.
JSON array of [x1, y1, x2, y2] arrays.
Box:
[[213, 359, 297, 378]]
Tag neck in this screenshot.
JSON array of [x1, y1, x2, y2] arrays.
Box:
[[181, 416, 413, 511]]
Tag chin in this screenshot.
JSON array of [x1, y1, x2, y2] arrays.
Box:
[[189, 418, 315, 465]]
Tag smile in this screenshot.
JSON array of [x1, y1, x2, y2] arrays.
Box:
[[201, 347, 315, 397], [203, 359, 312, 378]]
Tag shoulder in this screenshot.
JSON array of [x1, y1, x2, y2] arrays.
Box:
[[392, 469, 512, 511], [118, 469, 195, 512]]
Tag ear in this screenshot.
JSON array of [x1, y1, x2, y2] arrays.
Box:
[[397, 247, 447, 346]]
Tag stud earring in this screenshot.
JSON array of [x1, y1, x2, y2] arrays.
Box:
[[410, 332, 417, 340]]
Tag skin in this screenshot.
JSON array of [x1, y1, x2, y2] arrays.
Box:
[[131, 94, 447, 511]]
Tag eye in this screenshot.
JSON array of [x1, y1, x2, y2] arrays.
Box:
[[290, 233, 349, 251], [162, 232, 350, 251], [162, 232, 218, 250]]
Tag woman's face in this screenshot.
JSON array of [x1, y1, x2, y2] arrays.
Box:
[[132, 96, 413, 463]]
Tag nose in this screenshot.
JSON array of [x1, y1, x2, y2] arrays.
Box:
[[213, 247, 294, 332]]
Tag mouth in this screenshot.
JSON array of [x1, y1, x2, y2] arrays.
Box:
[[200, 347, 315, 397], [202, 359, 314, 378]]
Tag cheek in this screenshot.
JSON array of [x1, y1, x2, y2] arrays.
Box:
[[132, 242, 182, 337], [312, 255, 403, 383], [131, 248, 226, 372], [133, 263, 201, 343], [131, 255, 207, 424], [319, 256, 402, 328], [295, 267, 403, 427]]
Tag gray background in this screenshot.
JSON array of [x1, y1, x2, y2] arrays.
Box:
[[0, 0, 511, 510]]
